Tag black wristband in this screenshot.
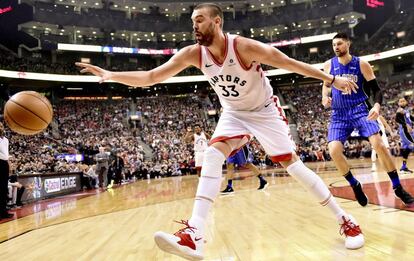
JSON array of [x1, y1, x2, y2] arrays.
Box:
[[330, 75, 336, 85]]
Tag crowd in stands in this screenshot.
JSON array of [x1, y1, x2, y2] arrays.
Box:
[[0, 72, 413, 202], [1, 8, 414, 75], [5, 95, 217, 182]]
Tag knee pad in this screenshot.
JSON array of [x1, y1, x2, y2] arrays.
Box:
[[200, 146, 226, 178]]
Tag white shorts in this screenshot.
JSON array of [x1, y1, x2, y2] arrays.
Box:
[[210, 97, 296, 161], [194, 151, 205, 167]]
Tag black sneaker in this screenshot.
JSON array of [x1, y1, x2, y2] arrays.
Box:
[[400, 167, 413, 174], [221, 186, 234, 194], [0, 212, 14, 219], [258, 179, 268, 190], [394, 185, 414, 206], [351, 182, 368, 207]]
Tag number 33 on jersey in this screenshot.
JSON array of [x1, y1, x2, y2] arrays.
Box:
[[200, 33, 273, 111]]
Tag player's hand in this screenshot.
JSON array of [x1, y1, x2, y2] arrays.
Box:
[[76, 62, 112, 83], [322, 96, 332, 108], [408, 125, 413, 133], [332, 76, 358, 95], [367, 105, 380, 121]]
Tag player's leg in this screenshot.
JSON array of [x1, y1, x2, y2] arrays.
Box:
[[369, 133, 414, 205], [399, 131, 413, 173], [371, 148, 377, 172], [371, 149, 377, 163], [195, 151, 204, 177], [244, 162, 267, 190], [355, 114, 414, 205], [221, 163, 235, 194], [154, 112, 251, 260], [154, 138, 243, 260], [328, 124, 368, 207], [246, 100, 363, 249], [278, 153, 364, 249]]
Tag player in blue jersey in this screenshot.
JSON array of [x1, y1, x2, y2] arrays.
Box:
[[322, 33, 414, 207], [221, 144, 267, 194], [396, 97, 414, 173]]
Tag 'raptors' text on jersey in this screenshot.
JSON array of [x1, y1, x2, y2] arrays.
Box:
[[200, 33, 273, 111]]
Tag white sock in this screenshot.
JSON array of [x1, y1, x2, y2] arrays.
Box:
[[286, 160, 346, 222], [189, 147, 225, 235]]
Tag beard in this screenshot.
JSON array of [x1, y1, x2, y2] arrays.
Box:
[[194, 23, 215, 46], [335, 49, 348, 57]]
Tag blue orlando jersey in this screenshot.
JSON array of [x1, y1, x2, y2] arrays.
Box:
[[330, 56, 366, 109], [398, 108, 413, 132]]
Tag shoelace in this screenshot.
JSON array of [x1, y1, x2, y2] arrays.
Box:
[[173, 220, 196, 236], [339, 216, 362, 237]]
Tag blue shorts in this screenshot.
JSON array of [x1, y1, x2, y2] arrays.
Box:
[[328, 103, 380, 144], [399, 129, 414, 150], [227, 146, 253, 166]]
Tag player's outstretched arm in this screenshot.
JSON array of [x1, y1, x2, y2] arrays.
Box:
[[76, 45, 199, 87], [237, 37, 358, 95]]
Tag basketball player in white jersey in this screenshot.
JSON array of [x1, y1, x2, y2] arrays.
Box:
[[184, 124, 210, 176], [76, 3, 363, 259]]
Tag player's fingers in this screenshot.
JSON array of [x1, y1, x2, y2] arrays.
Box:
[[75, 62, 92, 68], [350, 81, 358, 93], [345, 82, 351, 94], [80, 68, 90, 74], [367, 112, 378, 120]]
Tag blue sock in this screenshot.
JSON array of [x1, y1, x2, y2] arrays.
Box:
[[227, 179, 233, 188], [257, 174, 265, 181], [344, 171, 358, 186], [388, 170, 401, 188]]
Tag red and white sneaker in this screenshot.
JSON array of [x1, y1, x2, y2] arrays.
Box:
[[339, 215, 364, 249], [154, 220, 204, 260]]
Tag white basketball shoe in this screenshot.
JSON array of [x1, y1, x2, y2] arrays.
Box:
[[154, 220, 204, 260], [339, 215, 365, 249]]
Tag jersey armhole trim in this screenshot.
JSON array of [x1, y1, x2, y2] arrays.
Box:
[[198, 45, 202, 69], [234, 36, 253, 71]]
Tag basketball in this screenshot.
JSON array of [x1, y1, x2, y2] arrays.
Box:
[[3, 91, 53, 135]]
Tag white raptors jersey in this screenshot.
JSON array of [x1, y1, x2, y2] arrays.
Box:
[[200, 33, 273, 111], [194, 132, 208, 152]]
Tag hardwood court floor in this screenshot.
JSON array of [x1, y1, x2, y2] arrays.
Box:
[[0, 158, 413, 260]]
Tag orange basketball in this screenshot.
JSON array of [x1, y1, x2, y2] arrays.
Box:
[[4, 91, 53, 135]]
